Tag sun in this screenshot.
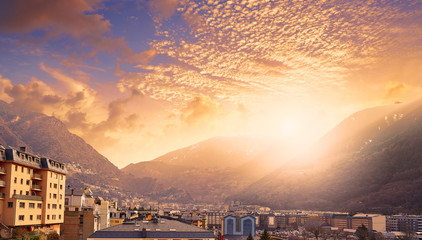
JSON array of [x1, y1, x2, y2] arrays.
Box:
[[280, 117, 299, 136]]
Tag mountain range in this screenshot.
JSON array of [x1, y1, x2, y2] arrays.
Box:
[[1, 98, 422, 213], [231, 99, 422, 214]]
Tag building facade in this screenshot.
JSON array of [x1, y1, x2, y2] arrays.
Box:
[[386, 215, 422, 233], [223, 215, 256, 237], [0, 146, 66, 231]]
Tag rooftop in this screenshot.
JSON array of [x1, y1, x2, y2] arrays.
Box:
[[89, 218, 214, 239]]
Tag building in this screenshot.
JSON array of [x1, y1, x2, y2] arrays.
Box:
[[386, 215, 422, 233], [223, 215, 256, 239], [330, 215, 373, 231], [205, 211, 227, 229], [257, 214, 276, 230], [88, 217, 215, 240], [62, 189, 110, 240], [0, 145, 66, 232]]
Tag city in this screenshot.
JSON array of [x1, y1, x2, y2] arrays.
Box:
[[0, 0, 421, 240]]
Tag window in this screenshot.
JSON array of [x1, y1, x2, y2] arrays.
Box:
[[54, 183, 57, 189], [30, 215, 33, 220], [50, 183, 52, 188], [26, 180, 30, 185], [21, 167, 24, 173], [20, 179, 23, 184], [59, 204, 62, 209], [29, 203, 35, 208], [52, 215, 56, 220], [18, 215, 24, 221], [49, 193, 51, 198], [37, 215, 41, 220], [61, 175, 63, 180], [59, 215, 61, 220], [15, 165, 18, 171], [26, 191, 29, 195], [60, 194, 62, 199], [60, 185, 63, 190], [14, 177, 17, 183], [13, 190, 16, 195], [19, 202, 25, 208], [52, 204, 57, 209], [47, 215, 50, 220], [19, 190, 22, 195], [8, 202, 13, 208], [53, 194, 57, 199], [48, 204, 50, 209], [27, 168, 30, 174], [37, 203, 42, 209]]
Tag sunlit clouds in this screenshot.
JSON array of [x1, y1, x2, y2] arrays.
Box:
[[0, 0, 421, 167]]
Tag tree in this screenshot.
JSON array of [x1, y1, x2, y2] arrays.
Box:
[[305, 221, 324, 240], [47, 231, 60, 240], [260, 229, 272, 240], [247, 232, 254, 240], [355, 224, 369, 240]]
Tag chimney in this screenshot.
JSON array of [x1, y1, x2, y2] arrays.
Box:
[[20, 146, 26, 152]]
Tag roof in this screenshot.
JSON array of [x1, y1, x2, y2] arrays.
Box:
[[89, 218, 215, 239]]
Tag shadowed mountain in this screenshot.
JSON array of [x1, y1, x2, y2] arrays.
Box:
[[231, 99, 422, 214], [122, 136, 294, 203], [0, 100, 183, 200]]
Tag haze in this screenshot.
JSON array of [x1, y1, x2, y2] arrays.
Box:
[[0, 0, 421, 168]]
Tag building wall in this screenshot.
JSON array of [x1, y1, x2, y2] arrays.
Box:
[[110, 218, 124, 226], [41, 170, 65, 225], [62, 210, 95, 240]]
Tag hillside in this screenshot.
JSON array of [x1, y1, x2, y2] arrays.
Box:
[[231, 99, 422, 214], [122, 136, 294, 203], [0, 100, 170, 200]]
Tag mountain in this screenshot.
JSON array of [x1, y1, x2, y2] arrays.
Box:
[[122, 136, 294, 203], [0, 100, 170, 200], [231, 99, 422, 214]]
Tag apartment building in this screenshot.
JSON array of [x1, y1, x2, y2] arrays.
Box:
[[386, 215, 422, 233], [0, 145, 66, 232]]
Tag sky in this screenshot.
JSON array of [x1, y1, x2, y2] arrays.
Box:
[[0, 0, 421, 168]]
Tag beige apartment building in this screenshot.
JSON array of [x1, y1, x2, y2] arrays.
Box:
[[0, 145, 66, 232]]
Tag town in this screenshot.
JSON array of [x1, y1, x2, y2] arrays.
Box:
[[0, 145, 421, 240]]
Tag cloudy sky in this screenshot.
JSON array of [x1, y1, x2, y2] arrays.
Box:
[[0, 0, 421, 168]]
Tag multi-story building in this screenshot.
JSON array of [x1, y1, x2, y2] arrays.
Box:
[[330, 215, 373, 231], [205, 211, 227, 229], [386, 215, 422, 233], [62, 189, 110, 240], [0, 145, 66, 232]]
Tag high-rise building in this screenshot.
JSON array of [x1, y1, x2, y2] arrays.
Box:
[[0, 145, 66, 232]]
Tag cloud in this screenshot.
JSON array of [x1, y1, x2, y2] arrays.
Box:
[[149, 0, 180, 20], [0, 0, 155, 65], [4, 77, 62, 112], [180, 95, 220, 126], [384, 81, 407, 99]]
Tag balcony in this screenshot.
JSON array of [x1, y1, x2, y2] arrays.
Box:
[[13, 194, 42, 201], [31, 173, 42, 180], [0, 180, 5, 187], [0, 168, 5, 174], [31, 184, 42, 191], [0, 193, 4, 199]]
